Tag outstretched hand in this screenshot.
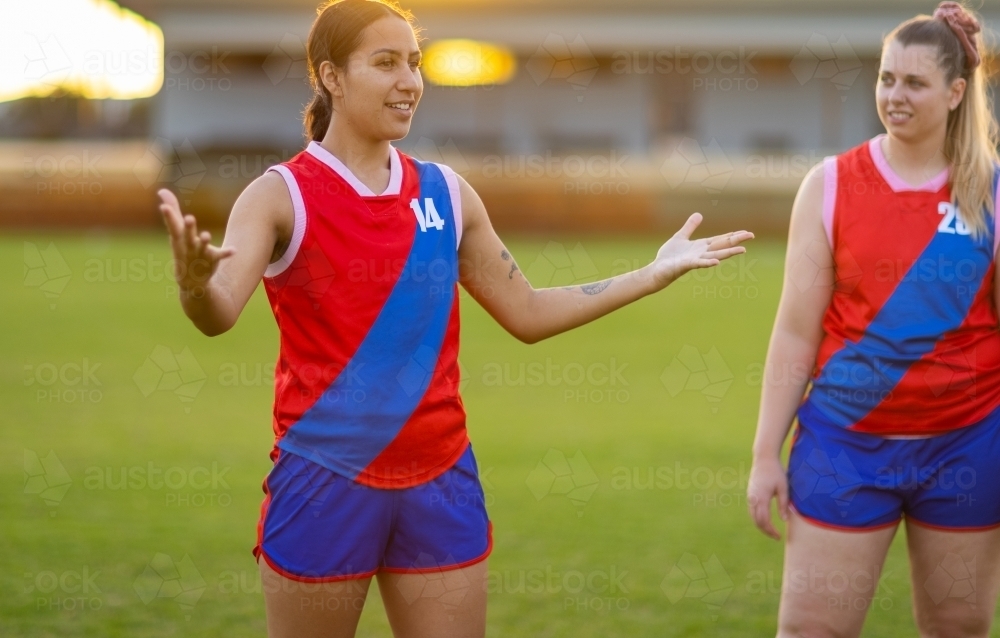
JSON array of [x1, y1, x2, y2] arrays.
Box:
[[158, 189, 235, 295], [649, 213, 754, 291]]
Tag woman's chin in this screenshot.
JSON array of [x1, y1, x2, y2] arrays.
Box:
[[882, 119, 916, 140], [377, 122, 412, 143]]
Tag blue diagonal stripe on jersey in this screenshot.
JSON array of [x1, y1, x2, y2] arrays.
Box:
[[277, 160, 458, 478], [806, 213, 995, 429]]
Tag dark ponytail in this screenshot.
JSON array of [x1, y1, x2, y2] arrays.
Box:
[[303, 0, 416, 142], [304, 91, 333, 143]]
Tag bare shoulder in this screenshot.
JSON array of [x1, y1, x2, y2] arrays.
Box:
[[789, 160, 827, 227], [235, 171, 292, 217], [456, 173, 487, 232], [230, 170, 294, 240]]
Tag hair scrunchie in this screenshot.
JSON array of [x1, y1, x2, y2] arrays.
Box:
[[934, 2, 982, 70]]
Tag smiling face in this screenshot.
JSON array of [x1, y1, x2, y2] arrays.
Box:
[[320, 15, 423, 142], [876, 39, 966, 144]]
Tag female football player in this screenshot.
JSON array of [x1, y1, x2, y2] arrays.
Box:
[[748, 3, 1000, 636], [160, 1, 752, 635]]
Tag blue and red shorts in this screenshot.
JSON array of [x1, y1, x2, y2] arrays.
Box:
[[789, 401, 1000, 531], [253, 443, 492, 581]]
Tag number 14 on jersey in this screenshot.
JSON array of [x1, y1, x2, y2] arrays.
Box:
[[410, 198, 445, 232]]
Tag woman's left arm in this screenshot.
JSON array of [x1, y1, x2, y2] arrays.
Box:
[[455, 175, 753, 344]]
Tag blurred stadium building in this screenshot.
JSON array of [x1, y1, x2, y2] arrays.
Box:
[[4, 0, 1000, 234]]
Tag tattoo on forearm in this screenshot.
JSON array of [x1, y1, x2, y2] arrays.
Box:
[[501, 250, 510, 260], [580, 280, 612, 295], [508, 263, 519, 279]]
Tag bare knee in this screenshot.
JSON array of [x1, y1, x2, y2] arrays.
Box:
[[777, 621, 856, 638], [914, 606, 991, 638]]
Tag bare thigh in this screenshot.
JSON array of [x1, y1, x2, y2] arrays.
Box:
[[377, 559, 488, 638], [259, 555, 372, 638], [906, 520, 1000, 638], [777, 511, 898, 638]]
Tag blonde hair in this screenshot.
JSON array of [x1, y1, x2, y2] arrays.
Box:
[[885, 7, 998, 238]]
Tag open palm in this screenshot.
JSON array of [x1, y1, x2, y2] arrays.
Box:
[[650, 213, 754, 290], [158, 188, 235, 294]]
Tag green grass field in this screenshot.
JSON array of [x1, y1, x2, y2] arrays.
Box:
[[1, 232, 980, 636]]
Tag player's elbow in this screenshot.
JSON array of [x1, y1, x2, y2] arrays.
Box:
[[514, 330, 541, 345], [190, 314, 236, 337], [508, 322, 545, 345], [508, 290, 547, 344], [199, 324, 231, 338]]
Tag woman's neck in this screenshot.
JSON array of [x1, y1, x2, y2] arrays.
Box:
[[881, 129, 949, 185], [318, 119, 392, 194]]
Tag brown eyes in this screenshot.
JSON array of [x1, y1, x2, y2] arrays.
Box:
[[377, 59, 421, 70]]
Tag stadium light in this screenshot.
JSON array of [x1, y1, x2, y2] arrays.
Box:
[[423, 39, 516, 87], [0, 0, 164, 102]]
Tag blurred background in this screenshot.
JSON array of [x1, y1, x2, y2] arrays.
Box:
[[8, 0, 999, 236], [7, 1, 1000, 637]]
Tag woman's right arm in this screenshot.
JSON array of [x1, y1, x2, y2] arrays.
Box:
[[158, 171, 292, 336], [747, 162, 834, 540]]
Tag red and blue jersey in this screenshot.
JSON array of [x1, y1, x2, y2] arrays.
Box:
[[802, 135, 1000, 436], [261, 141, 467, 488]]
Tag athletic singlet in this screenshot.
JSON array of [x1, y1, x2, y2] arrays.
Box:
[[261, 141, 468, 488], [802, 135, 1000, 436]]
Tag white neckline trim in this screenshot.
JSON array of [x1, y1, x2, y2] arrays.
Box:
[[306, 141, 402, 197], [868, 134, 949, 193]]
